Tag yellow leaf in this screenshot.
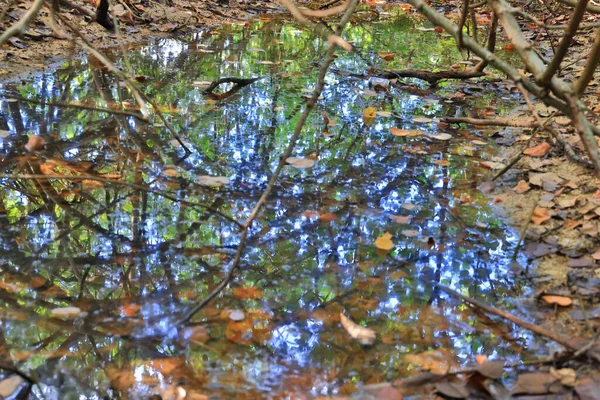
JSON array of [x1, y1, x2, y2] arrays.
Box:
[[363, 107, 377, 119], [374, 232, 394, 250]]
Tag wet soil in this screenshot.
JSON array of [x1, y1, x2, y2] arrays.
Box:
[[0, 0, 282, 81]]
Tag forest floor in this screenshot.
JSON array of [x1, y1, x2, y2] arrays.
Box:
[[0, 0, 283, 80]]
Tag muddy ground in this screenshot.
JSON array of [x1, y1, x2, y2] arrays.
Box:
[[0, 0, 282, 81]]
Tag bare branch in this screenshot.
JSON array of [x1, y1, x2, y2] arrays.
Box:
[[574, 27, 600, 96], [555, 0, 600, 14], [541, 0, 589, 84], [457, 0, 470, 50], [298, 0, 350, 18]]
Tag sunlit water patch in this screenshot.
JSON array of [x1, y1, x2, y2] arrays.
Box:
[[0, 10, 537, 399]]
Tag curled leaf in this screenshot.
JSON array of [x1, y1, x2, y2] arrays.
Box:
[[339, 313, 376, 345]]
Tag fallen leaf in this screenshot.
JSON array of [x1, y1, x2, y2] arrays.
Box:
[[541, 295, 572, 307], [523, 142, 551, 157], [475, 355, 488, 365], [378, 51, 395, 61], [511, 373, 561, 395], [225, 319, 253, 345], [286, 157, 316, 169], [480, 161, 506, 170], [0, 375, 25, 398], [179, 325, 210, 345], [363, 107, 377, 119], [390, 215, 410, 224], [531, 208, 550, 225], [119, 303, 141, 317], [375, 232, 394, 251], [575, 373, 600, 400], [550, 367, 577, 386], [233, 286, 263, 300], [228, 309, 245, 321], [413, 116, 433, 123], [428, 133, 452, 141], [25, 135, 46, 151], [198, 176, 229, 186], [339, 313, 376, 345], [513, 180, 531, 194], [0, 130, 10, 138], [376, 110, 393, 117], [402, 203, 416, 210], [434, 160, 450, 166], [402, 229, 419, 237], [435, 381, 469, 399], [477, 360, 505, 379], [567, 257, 594, 268], [51, 306, 81, 318], [558, 197, 578, 208], [318, 213, 337, 222], [529, 172, 564, 188]]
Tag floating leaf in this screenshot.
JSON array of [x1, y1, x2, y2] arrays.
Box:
[[531, 208, 550, 225], [0, 130, 10, 138], [435, 381, 469, 399], [119, 303, 141, 317], [339, 313, 376, 345], [477, 360, 505, 379], [390, 128, 423, 137], [179, 325, 210, 345], [376, 110, 392, 117], [51, 306, 81, 318], [523, 142, 551, 157], [480, 161, 506, 170], [378, 51, 395, 61], [233, 286, 263, 300], [413, 116, 433, 123], [402, 229, 419, 237], [472, 139, 487, 145], [434, 160, 450, 166], [162, 167, 179, 177], [375, 232, 394, 251], [198, 176, 229, 186], [402, 203, 416, 210], [541, 295, 572, 307], [226, 320, 253, 345], [318, 213, 337, 222], [0, 375, 25, 398], [228, 309, 246, 321], [286, 157, 316, 169], [363, 106, 377, 119], [429, 133, 452, 141], [390, 215, 410, 224]]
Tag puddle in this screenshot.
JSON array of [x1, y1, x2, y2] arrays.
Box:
[[0, 10, 541, 399]]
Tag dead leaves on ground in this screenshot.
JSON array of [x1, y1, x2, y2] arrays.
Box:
[[339, 313, 376, 345]]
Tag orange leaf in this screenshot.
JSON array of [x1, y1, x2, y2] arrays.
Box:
[[225, 320, 253, 345], [523, 142, 551, 157], [120, 303, 141, 317], [541, 295, 572, 307], [531, 207, 550, 225], [378, 51, 395, 61], [318, 213, 337, 222], [390, 127, 423, 137], [233, 286, 263, 300], [504, 43, 515, 52]]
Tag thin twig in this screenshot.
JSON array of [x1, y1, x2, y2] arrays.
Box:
[[176, 0, 360, 324]]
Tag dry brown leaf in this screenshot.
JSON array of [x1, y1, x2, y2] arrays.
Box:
[[523, 142, 551, 157], [390, 215, 410, 224], [119, 303, 140, 317], [531, 208, 550, 225], [339, 313, 376, 345], [513, 180, 531, 194], [318, 213, 337, 222]]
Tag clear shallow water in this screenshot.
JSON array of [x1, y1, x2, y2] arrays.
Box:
[[0, 9, 537, 399]]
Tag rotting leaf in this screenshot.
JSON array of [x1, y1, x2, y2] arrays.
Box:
[[531, 208, 551, 225], [541, 295, 573, 307], [402, 229, 419, 237], [435, 381, 469, 399], [339, 313, 376, 345], [413, 116, 433, 123], [523, 141, 551, 157], [567, 257, 594, 268], [375, 232, 394, 251], [511, 373, 562, 395], [286, 157, 316, 169], [480, 161, 506, 170], [477, 360, 505, 379], [0, 375, 25, 398], [179, 325, 210, 345], [225, 319, 254, 345]]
